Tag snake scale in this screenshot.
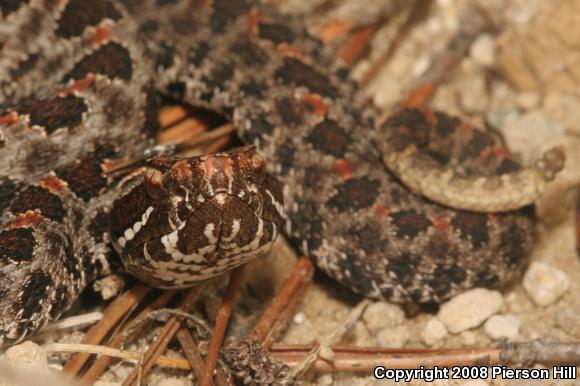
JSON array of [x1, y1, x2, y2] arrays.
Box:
[[0, 0, 563, 347]]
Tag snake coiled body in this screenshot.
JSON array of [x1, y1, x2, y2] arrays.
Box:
[[0, 0, 541, 346]]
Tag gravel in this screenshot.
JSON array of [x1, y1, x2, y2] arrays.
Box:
[[484, 314, 521, 340], [523, 261, 570, 306], [421, 318, 448, 346], [437, 289, 504, 334]]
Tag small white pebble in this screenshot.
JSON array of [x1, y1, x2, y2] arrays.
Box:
[[362, 302, 405, 334], [317, 374, 334, 386], [460, 331, 477, 346], [412, 55, 431, 78], [421, 318, 448, 346], [484, 314, 521, 340], [438, 288, 503, 333], [293, 312, 305, 324], [470, 33, 496, 67], [319, 344, 335, 362], [523, 262, 569, 306], [4, 341, 48, 371], [376, 325, 410, 348]]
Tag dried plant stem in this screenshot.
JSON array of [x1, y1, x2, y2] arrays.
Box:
[[176, 328, 233, 386], [401, 5, 492, 108], [121, 286, 203, 386], [272, 340, 580, 372], [337, 24, 379, 66], [45, 343, 190, 370], [63, 284, 151, 376], [251, 256, 315, 350], [359, 0, 426, 87], [79, 289, 179, 385], [201, 266, 246, 386], [181, 123, 235, 148]]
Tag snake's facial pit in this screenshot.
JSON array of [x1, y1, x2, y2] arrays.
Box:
[[110, 146, 285, 288]]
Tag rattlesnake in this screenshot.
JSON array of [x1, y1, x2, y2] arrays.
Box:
[[0, 0, 563, 347]]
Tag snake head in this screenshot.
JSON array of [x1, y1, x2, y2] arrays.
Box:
[[110, 146, 285, 288]]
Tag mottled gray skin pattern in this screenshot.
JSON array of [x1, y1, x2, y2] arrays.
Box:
[[0, 0, 534, 346]]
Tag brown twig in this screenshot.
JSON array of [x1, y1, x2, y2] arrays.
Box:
[[201, 266, 246, 386], [337, 24, 380, 66], [270, 340, 580, 372], [176, 328, 207, 383], [158, 116, 207, 145], [250, 256, 315, 350], [359, 0, 428, 87], [79, 289, 178, 385], [121, 286, 203, 386], [399, 5, 492, 108], [177, 328, 233, 386], [316, 20, 355, 45], [45, 342, 191, 370], [399, 82, 436, 109], [181, 123, 235, 149], [159, 105, 190, 128], [204, 135, 232, 155], [63, 284, 151, 376]]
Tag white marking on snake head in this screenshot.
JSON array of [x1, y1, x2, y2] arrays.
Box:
[[204, 223, 217, 244]]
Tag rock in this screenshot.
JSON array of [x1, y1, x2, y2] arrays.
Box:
[[362, 302, 405, 334], [319, 344, 335, 362], [470, 34, 496, 67], [3, 341, 48, 372], [376, 325, 410, 348], [293, 312, 306, 324], [437, 288, 504, 333], [421, 318, 448, 346], [0, 342, 51, 386], [484, 314, 521, 340], [348, 321, 373, 346], [523, 262, 569, 306], [460, 331, 477, 346], [317, 374, 334, 386]]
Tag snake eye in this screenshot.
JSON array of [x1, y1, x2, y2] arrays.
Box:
[[144, 167, 165, 200]]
